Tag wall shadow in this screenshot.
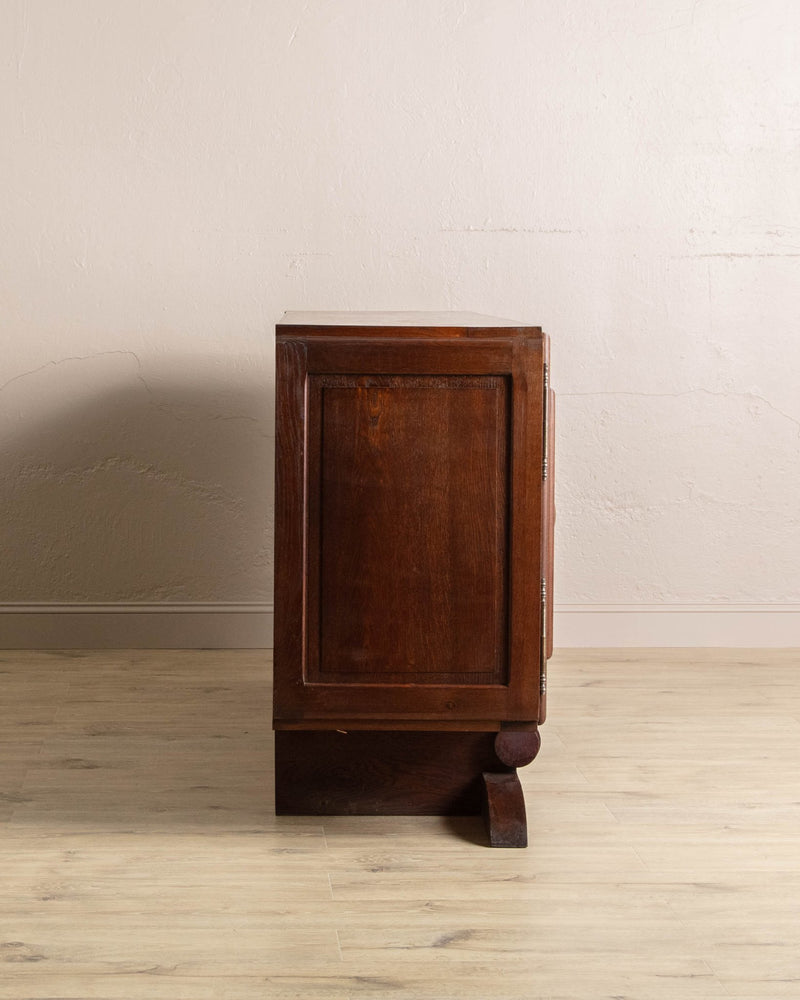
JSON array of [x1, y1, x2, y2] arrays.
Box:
[[0, 350, 274, 604]]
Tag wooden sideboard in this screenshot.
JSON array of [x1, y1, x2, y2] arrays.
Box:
[[273, 312, 554, 847]]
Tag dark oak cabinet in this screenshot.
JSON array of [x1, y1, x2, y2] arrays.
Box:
[[273, 312, 553, 846]]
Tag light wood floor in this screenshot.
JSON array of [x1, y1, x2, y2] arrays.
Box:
[[1, 648, 798, 999]]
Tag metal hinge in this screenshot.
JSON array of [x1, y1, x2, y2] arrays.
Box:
[[540, 577, 547, 696], [542, 362, 549, 482]]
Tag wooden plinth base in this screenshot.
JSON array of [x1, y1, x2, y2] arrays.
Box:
[[482, 771, 528, 848], [274, 729, 538, 848]]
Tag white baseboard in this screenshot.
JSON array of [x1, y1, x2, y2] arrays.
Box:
[[0, 604, 273, 649], [554, 604, 800, 648], [0, 603, 797, 650]]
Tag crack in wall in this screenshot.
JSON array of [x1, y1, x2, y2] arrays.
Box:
[[558, 388, 800, 436], [567, 494, 793, 517], [15, 0, 30, 82], [0, 351, 270, 432], [683, 253, 800, 259], [287, 1, 310, 48], [0, 351, 150, 396], [441, 226, 587, 234], [13, 457, 244, 511]]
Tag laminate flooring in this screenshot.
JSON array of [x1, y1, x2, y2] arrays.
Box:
[[1, 648, 798, 999]]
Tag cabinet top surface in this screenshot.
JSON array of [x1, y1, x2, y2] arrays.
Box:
[[279, 310, 538, 330]]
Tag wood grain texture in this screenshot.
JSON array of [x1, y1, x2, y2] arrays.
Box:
[[1, 649, 799, 998], [273, 319, 548, 725], [273, 337, 307, 707], [275, 730, 509, 817], [482, 771, 528, 848], [273, 316, 550, 847], [310, 374, 508, 686], [0, 649, 800, 1000], [494, 727, 541, 768]]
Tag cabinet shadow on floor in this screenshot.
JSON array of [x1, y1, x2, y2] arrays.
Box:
[[1, 650, 276, 832], [2, 651, 495, 845]]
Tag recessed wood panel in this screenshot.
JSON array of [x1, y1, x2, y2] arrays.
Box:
[[306, 374, 509, 686]]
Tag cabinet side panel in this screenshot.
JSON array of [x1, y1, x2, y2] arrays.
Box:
[[308, 374, 509, 686]]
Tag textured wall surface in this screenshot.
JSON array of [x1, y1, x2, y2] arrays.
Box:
[[1, 1, 798, 609]]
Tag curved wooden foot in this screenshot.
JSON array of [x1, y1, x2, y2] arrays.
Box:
[[482, 771, 527, 848], [494, 727, 541, 769]]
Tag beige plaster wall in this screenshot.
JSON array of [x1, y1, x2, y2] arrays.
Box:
[[1, 2, 798, 631]]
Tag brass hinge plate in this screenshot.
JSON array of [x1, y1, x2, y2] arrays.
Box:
[[540, 577, 547, 696], [542, 362, 549, 482]]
